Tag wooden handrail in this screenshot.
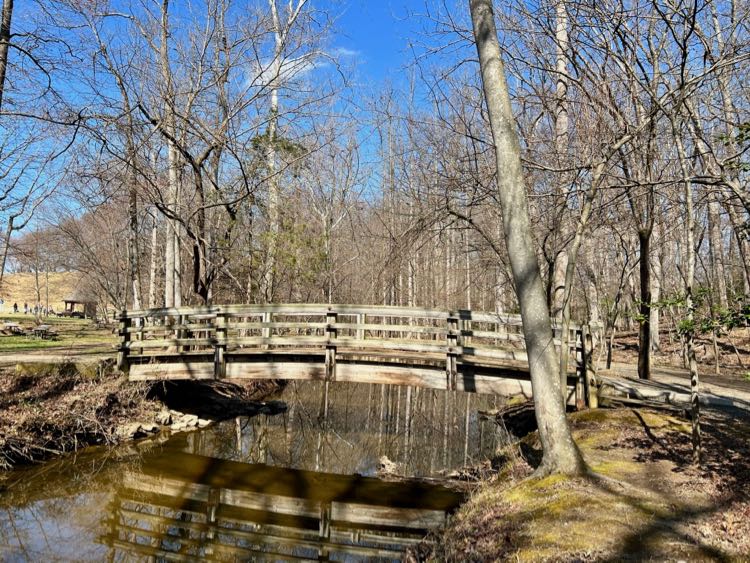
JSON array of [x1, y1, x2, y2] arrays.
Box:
[[116, 303, 600, 407]]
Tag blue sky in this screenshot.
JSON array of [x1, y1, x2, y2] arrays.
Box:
[[325, 0, 436, 85]]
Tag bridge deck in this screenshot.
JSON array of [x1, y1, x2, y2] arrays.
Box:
[[117, 304, 597, 406]]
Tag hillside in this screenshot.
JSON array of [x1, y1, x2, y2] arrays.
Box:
[[0, 272, 80, 313]]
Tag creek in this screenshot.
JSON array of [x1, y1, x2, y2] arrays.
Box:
[[0, 381, 510, 561]]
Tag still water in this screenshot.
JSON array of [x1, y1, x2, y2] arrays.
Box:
[[0, 382, 508, 561]]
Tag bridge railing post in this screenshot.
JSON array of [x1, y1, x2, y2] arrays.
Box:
[[356, 313, 365, 341], [214, 308, 227, 379], [117, 311, 131, 375], [262, 311, 271, 349], [446, 314, 458, 391], [326, 310, 337, 381]]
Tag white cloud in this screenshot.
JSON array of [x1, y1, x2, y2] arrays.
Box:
[[330, 46, 360, 58]]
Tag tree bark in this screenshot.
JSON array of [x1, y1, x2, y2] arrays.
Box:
[[707, 194, 728, 309], [469, 0, 585, 476], [638, 228, 652, 379], [0, 0, 13, 113], [160, 0, 181, 308]]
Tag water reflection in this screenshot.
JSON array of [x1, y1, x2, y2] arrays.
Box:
[[0, 382, 508, 561], [104, 438, 464, 561], [206, 381, 508, 478]]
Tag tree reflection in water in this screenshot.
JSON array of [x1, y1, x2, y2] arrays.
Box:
[[0, 382, 510, 561]]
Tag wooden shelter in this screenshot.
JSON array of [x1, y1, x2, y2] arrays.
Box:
[[63, 286, 98, 319]]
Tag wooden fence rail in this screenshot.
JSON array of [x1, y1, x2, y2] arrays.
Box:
[[117, 304, 598, 407]]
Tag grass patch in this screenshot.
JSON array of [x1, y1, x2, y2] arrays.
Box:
[[0, 314, 115, 354]]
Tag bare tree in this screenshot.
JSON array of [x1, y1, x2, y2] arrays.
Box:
[[469, 0, 585, 476]]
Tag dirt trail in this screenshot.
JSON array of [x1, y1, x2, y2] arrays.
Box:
[[600, 362, 750, 414]]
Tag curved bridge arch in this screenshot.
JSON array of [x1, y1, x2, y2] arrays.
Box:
[[117, 304, 596, 406]]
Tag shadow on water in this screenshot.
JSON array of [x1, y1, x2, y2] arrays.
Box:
[[0, 381, 511, 561]]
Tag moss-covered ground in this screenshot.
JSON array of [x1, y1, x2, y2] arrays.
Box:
[[431, 407, 750, 561]]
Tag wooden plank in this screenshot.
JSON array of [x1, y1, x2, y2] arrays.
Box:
[[124, 323, 216, 334], [227, 321, 327, 331], [335, 363, 447, 389], [330, 502, 446, 529], [335, 337, 446, 354], [226, 336, 328, 349], [225, 362, 326, 381], [126, 338, 215, 349], [129, 362, 215, 380], [331, 322, 446, 335]]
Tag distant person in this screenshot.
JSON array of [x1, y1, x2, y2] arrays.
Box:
[[13, 302, 18, 313], [23, 302, 28, 314], [0, 298, 4, 312]]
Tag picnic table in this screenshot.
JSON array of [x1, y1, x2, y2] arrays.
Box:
[[30, 324, 56, 339], [3, 322, 24, 335]]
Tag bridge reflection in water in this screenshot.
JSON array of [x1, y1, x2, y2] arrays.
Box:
[[102, 381, 507, 560], [103, 448, 464, 561], [0, 382, 505, 561]]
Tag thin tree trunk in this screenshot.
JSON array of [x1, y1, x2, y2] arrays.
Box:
[[0, 0, 13, 113], [148, 215, 159, 308], [638, 228, 652, 379], [160, 0, 180, 309], [650, 222, 662, 352], [469, 0, 585, 476], [707, 195, 728, 309], [674, 123, 701, 464]]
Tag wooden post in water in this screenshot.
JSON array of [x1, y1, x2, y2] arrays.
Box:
[[214, 308, 227, 379], [446, 313, 459, 391], [326, 310, 337, 381], [117, 311, 131, 374]]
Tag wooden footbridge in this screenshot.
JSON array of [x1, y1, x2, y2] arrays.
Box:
[[117, 304, 597, 406]]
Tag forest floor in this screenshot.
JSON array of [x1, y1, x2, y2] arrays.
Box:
[[431, 406, 750, 562]]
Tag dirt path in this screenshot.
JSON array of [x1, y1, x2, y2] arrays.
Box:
[[0, 344, 113, 366], [599, 362, 750, 414]]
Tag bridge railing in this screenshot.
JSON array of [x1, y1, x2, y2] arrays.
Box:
[[117, 304, 597, 405]]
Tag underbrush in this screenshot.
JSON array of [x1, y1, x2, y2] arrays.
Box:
[[0, 361, 159, 469]]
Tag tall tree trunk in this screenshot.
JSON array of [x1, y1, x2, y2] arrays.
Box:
[[708, 194, 728, 309], [0, 0, 13, 113], [650, 222, 662, 352], [160, 0, 180, 308], [469, 0, 585, 476], [550, 0, 569, 319], [674, 125, 701, 464], [637, 228, 652, 379], [148, 215, 159, 308]]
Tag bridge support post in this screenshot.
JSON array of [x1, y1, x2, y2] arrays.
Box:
[[214, 309, 227, 379], [326, 310, 337, 381], [117, 311, 131, 375], [446, 314, 458, 391]]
